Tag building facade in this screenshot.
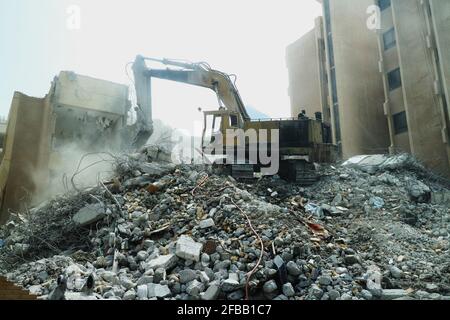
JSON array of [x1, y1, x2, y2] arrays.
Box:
[[287, 0, 390, 159], [286, 17, 330, 124], [287, 0, 450, 177], [377, 0, 450, 176]]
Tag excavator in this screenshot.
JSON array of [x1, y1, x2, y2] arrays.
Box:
[[132, 55, 337, 183], [0, 55, 336, 224]]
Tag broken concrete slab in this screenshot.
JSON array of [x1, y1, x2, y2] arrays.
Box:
[[138, 162, 176, 177], [221, 275, 240, 293], [72, 203, 106, 227], [431, 191, 450, 206], [342, 154, 422, 174], [201, 284, 220, 300], [176, 235, 203, 262], [147, 283, 171, 298], [186, 279, 205, 297], [199, 218, 215, 229], [146, 254, 178, 271], [136, 285, 148, 299], [179, 269, 197, 284], [381, 289, 409, 300]]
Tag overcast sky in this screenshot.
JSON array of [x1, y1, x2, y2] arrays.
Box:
[[0, 0, 321, 131]]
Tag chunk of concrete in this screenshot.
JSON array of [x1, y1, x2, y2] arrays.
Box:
[[221, 277, 240, 293], [199, 218, 215, 229], [342, 154, 420, 174], [146, 254, 178, 271], [381, 289, 408, 300], [201, 285, 220, 301], [147, 283, 171, 298], [176, 235, 203, 262], [186, 280, 205, 297], [179, 269, 197, 284], [137, 285, 148, 299], [72, 203, 106, 227], [138, 162, 175, 177]]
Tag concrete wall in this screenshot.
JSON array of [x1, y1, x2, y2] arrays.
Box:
[[51, 71, 130, 152], [286, 28, 323, 119], [0, 92, 52, 224], [325, 0, 390, 157], [54, 71, 129, 116], [0, 72, 131, 223]]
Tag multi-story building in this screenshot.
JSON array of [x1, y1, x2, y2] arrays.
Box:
[[287, 0, 450, 177], [376, 0, 450, 176], [287, 0, 390, 159], [286, 17, 331, 124]]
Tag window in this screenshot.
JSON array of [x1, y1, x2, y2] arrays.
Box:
[[229, 115, 238, 127], [383, 28, 396, 50], [388, 68, 402, 91], [212, 116, 221, 133], [378, 0, 391, 11], [393, 111, 408, 134]]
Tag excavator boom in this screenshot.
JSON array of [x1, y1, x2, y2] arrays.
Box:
[[132, 55, 251, 135]]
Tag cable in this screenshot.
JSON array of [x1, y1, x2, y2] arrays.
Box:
[[230, 197, 264, 300]]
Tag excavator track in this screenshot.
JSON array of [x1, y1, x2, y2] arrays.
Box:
[[228, 161, 318, 186], [280, 160, 319, 186]]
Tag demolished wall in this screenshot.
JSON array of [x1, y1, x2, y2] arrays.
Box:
[[0, 92, 53, 224]]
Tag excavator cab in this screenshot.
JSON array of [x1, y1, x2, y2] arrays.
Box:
[[201, 110, 241, 158]]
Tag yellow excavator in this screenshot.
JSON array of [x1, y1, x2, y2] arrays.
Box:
[[132, 55, 337, 182], [0, 55, 336, 224]]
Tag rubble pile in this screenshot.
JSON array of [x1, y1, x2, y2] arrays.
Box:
[[0, 151, 449, 301]]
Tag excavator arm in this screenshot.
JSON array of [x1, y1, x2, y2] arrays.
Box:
[[131, 55, 250, 144]]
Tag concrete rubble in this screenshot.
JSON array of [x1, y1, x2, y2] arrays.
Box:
[[0, 150, 450, 300]]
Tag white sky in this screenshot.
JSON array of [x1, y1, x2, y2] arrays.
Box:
[[0, 0, 322, 132]]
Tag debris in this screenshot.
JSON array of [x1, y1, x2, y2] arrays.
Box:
[[222, 275, 240, 293], [146, 254, 178, 271], [48, 275, 67, 300], [199, 218, 215, 229], [328, 289, 340, 300], [389, 266, 403, 279], [381, 289, 409, 300], [186, 280, 205, 297], [179, 269, 197, 284], [318, 275, 332, 286], [72, 203, 106, 227], [282, 283, 295, 297], [263, 280, 278, 294], [176, 235, 203, 262], [201, 284, 220, 300], [1, 151, 449, 301], [123, 289, 136, 300], [369, 196, 385, 209], [304, 221, 330, 239], [148, 283, 171, 298], [407, 180, 431, 203], [286, 261, 301, 276], [137, 285, 148, 299]]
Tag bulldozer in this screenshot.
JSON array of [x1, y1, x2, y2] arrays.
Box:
[[132, 55, 337, 183]]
